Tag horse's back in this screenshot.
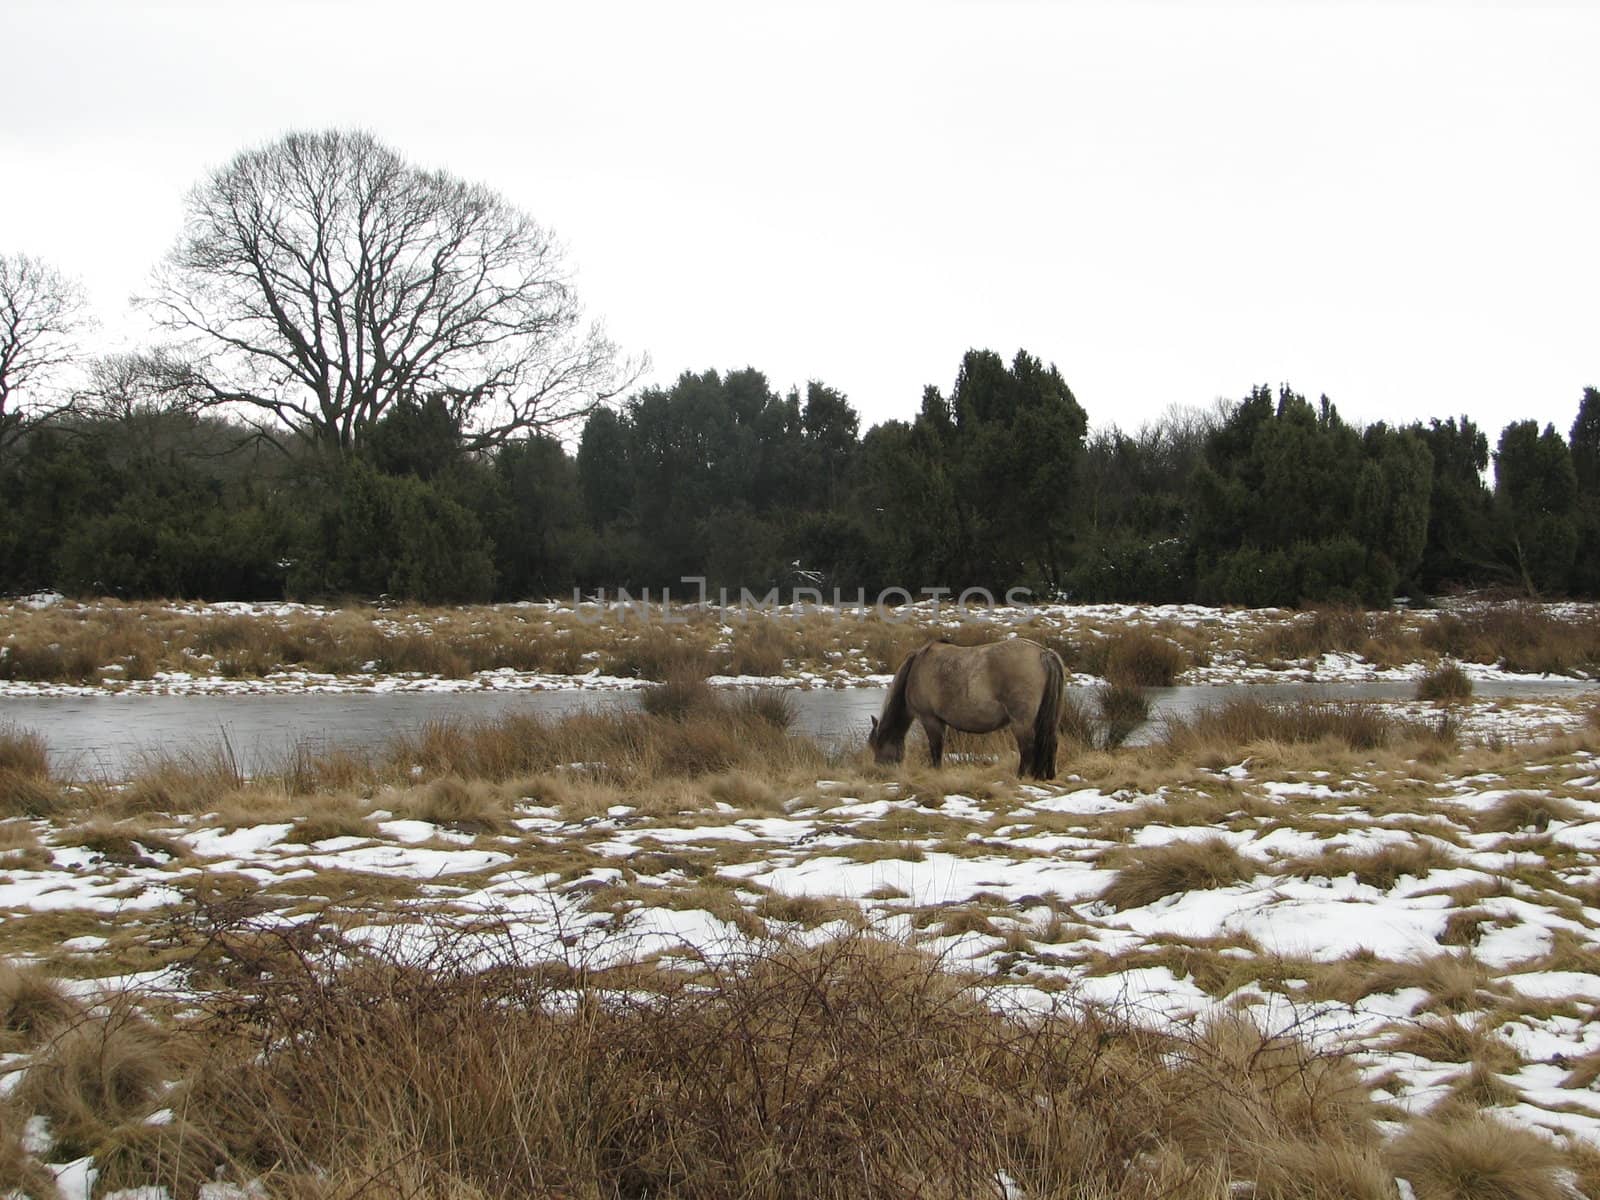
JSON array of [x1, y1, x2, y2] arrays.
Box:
[[908, 637, 1058, 729]]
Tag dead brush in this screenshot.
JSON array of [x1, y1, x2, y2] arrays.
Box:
[[164, 928, 1401, 1200], [1387, 1110, 1570, 1200], [1098, 837, 1256, 910]]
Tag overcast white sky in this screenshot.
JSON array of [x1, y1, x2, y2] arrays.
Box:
[[3, 0, 1596, 439]]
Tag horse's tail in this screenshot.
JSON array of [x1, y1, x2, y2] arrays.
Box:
[[1031, 648, 1065, 779]]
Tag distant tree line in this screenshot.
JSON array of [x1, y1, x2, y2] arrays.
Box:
[[2, 347, 1598, 608], [2, 129, 1596, 608]]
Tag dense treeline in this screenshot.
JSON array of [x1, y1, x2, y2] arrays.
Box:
[[1, 349, 1596, 608], [2, 132, 1594, 609]]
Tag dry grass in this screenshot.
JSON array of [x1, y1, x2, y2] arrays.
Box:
[[1097, 629, 1190, 687], [54, 816, 188, 866], [1382, 1016, 1521, 1071], [0, 723, 55, 818], [1307, 953, 1500, 1013], [0, 930, 1420, 1200], [1099, 837, 1256, 910], [1095, 682, 1152, 749], [1473, 792, 1583, 835], [1417, 660, 1474, 702], [727, 620, 790, 675], [12, 1002, 170, 1159], [0, 962, 77, 1051], [1424, 604, 1600, 676], [1388, 1110, 1571, 1200], [1277, 840, 1456, 891], [395, 776, 515, 833], [1162, 697, 1448, 758]]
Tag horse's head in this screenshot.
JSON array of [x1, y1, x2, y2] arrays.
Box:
[[867, 715, 902, 765]]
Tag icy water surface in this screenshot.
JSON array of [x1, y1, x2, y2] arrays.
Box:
[[2, 678, 1594, 777]]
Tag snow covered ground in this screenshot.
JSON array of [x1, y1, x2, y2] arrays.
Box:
[[7, 708, 1600, 1156]]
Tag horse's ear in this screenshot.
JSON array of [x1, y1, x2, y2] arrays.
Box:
[[869, 715, 879, 734]]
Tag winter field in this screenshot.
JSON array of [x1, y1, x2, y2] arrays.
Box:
[[5, 597, 1600, 1197]]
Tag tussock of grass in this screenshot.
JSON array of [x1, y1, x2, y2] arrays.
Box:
[[1383, 1017, 1521, 1071], [55, 817, 187, 866], [13, 1004, 170, 1159], [397, 776, 514, 833], [1095, 681, 1151, 749], [640, 670, 718, 718], [286, 801, 375, 844], [1277, 840, 1455, 891], [1099, 837, 1256, 910], [112, 745, 246, 815], [724, 686, 798, 729], [728, 621, 790, 675], [1100, 629, 1190, 687], [1417, 660, 1474, 702], [1388, 1111, 1570, 1200], [1308, 953, 1497, 1013], [0, 961, 78, 1050], [0, 723, 55, 818], [1473, 792, 1582, 834], [1164, 697, 1445, 756]]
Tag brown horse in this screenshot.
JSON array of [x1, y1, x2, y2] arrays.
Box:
[[868, 638, 1065, 779]]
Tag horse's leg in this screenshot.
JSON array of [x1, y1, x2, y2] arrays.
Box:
[[921, 718, 945, 769], [1012, 723, 1036, 778]]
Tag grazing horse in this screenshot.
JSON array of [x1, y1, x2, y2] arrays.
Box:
[[868, 638, 1065, 779]]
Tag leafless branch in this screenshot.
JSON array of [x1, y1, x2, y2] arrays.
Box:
[[142, 130, 642, 455]]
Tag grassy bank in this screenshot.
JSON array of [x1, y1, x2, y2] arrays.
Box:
[[5, 596, 1600, 690]]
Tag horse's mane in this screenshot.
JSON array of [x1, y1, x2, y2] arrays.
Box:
[[874, 644, 924, 745]]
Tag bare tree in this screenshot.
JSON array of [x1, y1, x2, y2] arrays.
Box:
[[0, 253, 93, 453], [145, 130, 640, 454]]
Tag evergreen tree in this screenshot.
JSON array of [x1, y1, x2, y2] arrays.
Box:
[[1494, 420, 1578, 596]]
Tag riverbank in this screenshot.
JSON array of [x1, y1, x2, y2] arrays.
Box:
[[3, 593, 1599, 696], [5, 697, 1600, 1195]]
